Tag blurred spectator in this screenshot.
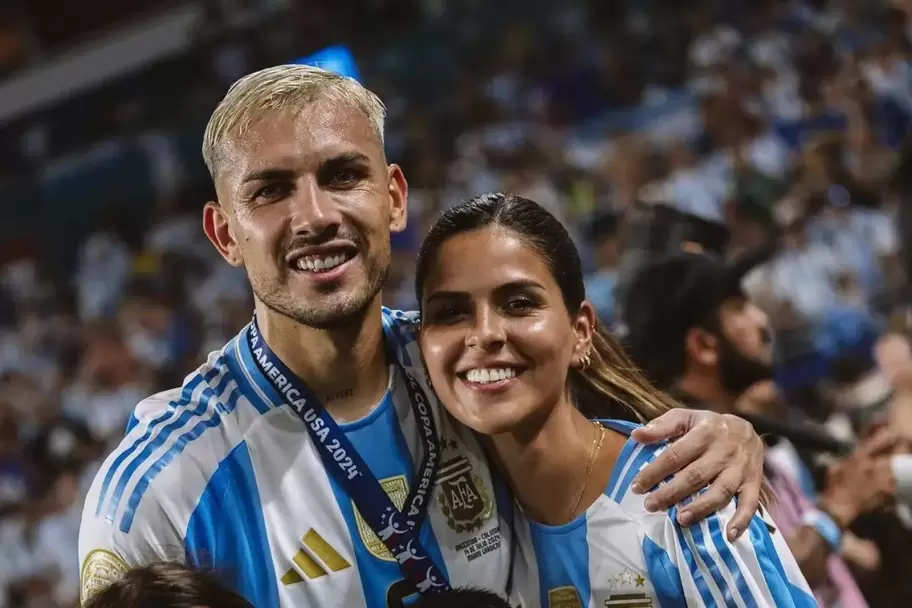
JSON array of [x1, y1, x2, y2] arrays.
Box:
[[0, 410, 26, 519], [60, 323, 149, 445], [584, 211, 621, 327], [622, 251, 899, 607]]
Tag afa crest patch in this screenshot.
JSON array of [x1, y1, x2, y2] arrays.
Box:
[[436, 452, 493, 533], [80, 549, 130, 603]]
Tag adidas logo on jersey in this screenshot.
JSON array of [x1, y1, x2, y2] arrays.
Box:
[[281, 529, 352, 584]]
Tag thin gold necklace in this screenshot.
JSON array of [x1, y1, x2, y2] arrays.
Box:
[[567, 421, 605, 521]]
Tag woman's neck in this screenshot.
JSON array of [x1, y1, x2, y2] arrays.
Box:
[[488, 400, 625, 525]]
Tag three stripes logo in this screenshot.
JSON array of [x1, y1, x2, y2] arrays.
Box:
[[281, 529, 351, 585]]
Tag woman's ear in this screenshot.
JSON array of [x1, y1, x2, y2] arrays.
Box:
[[572, 301, 598, 367]]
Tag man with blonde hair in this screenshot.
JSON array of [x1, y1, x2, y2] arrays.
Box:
[[78, 64, 768, 607]]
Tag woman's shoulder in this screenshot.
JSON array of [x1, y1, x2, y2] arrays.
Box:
[[596, 419, 673, 509]]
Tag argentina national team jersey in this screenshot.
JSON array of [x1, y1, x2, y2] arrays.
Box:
[[78, 308, 515, 608], [511, 420, 817, 608]]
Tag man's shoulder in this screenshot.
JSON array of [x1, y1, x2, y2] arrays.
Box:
[[86, 347, 263, 535], [381, 308, 423, 368], [126, 348, 238, 431], [381, 307, 420, 333]]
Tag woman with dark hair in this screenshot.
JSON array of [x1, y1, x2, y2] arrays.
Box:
[[415, 193, 814, 607], [81, 562, 252, 608]]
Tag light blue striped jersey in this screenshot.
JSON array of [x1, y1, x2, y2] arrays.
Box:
[[511, 420, 816, 608], [78, 308, 515, 608]]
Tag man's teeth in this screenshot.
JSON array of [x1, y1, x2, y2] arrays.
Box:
[[466, 368, 517, 384], [296, 254, 349, 272]]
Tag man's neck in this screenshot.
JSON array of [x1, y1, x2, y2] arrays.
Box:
[[254, 299, 390, 423], [488, 401, 623, 526], [675, 373, 735, 412]]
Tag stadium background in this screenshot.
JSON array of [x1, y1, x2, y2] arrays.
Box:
[[1, 0, 910, 605]]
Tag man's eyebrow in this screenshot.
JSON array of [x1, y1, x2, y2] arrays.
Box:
[[241, 168, 296, 184], [320, 152, 371, 170], [240, 153, 371, 184]]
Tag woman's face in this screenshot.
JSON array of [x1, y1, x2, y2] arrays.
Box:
[[419, 226, 593, 436]]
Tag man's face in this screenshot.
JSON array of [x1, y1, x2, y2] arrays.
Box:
[[715, 296, 775, 396], [203, 99, 407, 329]]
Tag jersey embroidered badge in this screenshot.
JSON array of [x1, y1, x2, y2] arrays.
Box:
[[280, 529, 352, 585], [353, 475, 409, 561], [80, 549, 130, 603], [548, 586, 583, 608], [436, 441, 493, 533]]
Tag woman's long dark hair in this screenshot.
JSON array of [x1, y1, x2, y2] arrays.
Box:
[[415, 193, 678, 422]]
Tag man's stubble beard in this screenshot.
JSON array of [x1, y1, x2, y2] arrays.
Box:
[[251, 257, 391, 330]]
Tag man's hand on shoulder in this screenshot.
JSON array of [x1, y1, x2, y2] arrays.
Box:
[[630, 409, 764, 540]]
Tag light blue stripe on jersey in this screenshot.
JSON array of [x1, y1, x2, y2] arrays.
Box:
[[96, 363, 218, 519], [668, 506, 716, 606], [323, 389, 449, 608], [682, 506, 739, 605], [602, 419, 648, 502], [528, 516, 591, 607], [119, 384, 241, 533], [185, 441, 280, 608], [747, 516, 817, 608], [642, 536, 686, 608], [704, 509, 756, 605], [103, 365, 232, 526]]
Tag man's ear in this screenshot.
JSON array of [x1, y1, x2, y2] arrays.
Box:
[[685, 326, 718, 368], [387, 164, 409, 234], [203, 201, 243, 267]]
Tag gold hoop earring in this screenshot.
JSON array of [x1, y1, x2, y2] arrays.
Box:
[[580, 349, 592, 370]]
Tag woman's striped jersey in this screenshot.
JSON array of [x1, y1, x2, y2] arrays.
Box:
[[78, 309, 517, 608], [511, 420, 817, 608]]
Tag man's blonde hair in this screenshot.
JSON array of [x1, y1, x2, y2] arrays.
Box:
[[202, 64, 387, 177]]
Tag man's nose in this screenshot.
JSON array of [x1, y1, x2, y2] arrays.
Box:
[[289, 178, 343, 237]]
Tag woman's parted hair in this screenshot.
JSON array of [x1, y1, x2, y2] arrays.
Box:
[[414, 192, 680, 423]]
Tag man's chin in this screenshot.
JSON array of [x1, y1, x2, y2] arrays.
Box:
[[298, 305, 372, 330], [255, 290, 375, 330]]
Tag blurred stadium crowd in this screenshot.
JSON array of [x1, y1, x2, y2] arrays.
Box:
[[3, 0, 912, 605]]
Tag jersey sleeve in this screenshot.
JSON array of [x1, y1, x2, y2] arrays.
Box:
[[643, 500, 816, 607], [78, 459, 185, 605]]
